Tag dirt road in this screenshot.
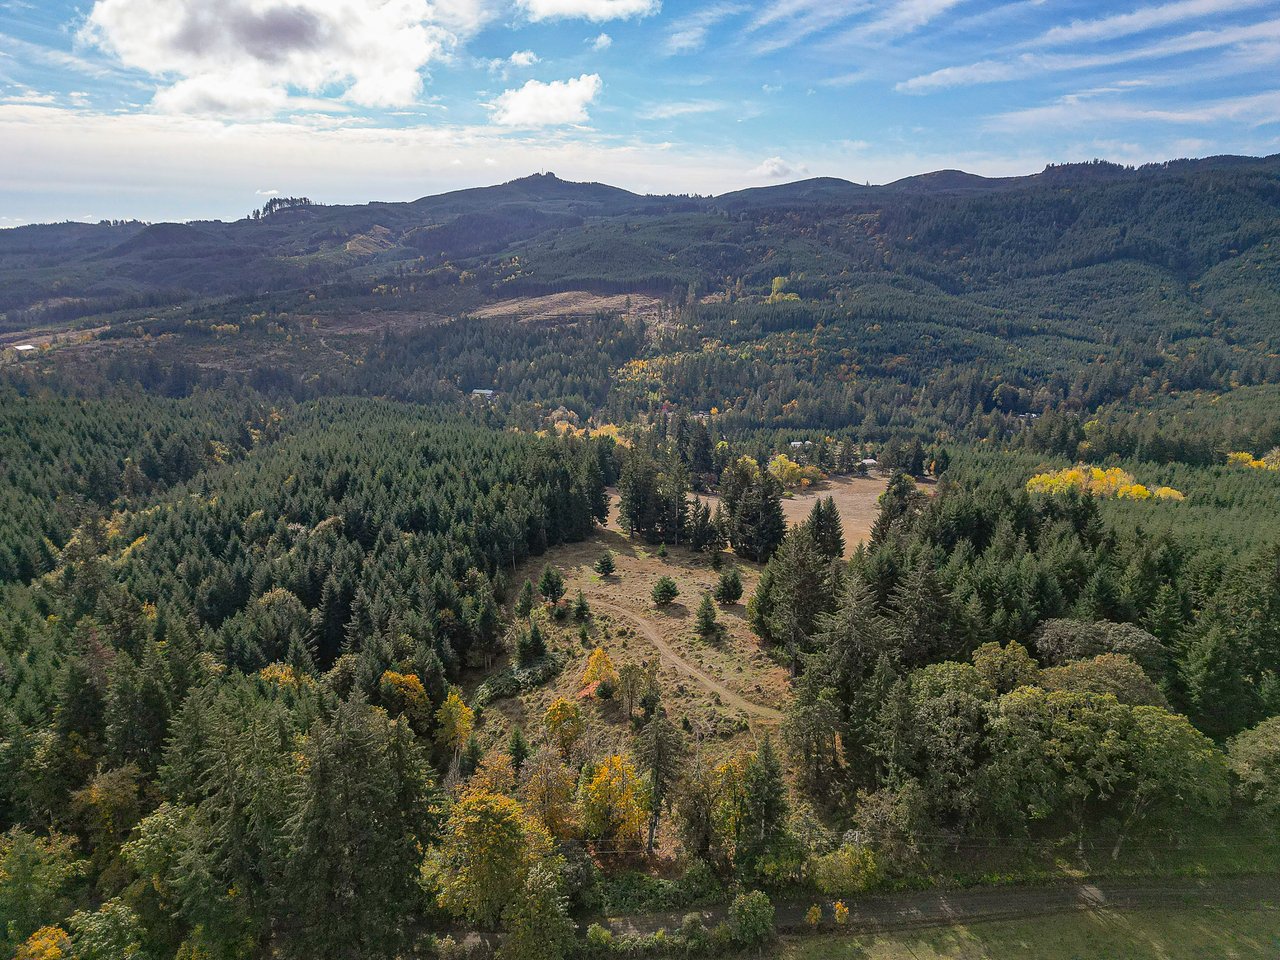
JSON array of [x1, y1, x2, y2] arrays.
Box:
[[586, 597, 783, 724], [605, 874, 1280, 938]]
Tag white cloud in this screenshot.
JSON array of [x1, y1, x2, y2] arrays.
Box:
[[751, 155, 806, 178], [1028, 0, 1271, 48], [899, 58, 1019, 92], [519, 0, 657, 22], [1, 87, 59, 105], [899, 17, 1280, 91], [663, 2, 744, 55], [488, 73, 602, 126], [488, 49, 540, 75], [747, 0, 868, 55], [82, 0, 487, 115], [818, 70, 869, 87], [863, 0, 968, 38], [591, 32, 613, 49], [638, 99, 724, 119], [986, 87, 1280, 131]]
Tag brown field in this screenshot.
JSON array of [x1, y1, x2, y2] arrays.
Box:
[[468, 290, 662, 324], [470, 528, 787, 764], [469, 475, 889, 760]]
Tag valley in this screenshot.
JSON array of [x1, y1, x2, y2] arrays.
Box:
[[2, 160, 1279, 960]]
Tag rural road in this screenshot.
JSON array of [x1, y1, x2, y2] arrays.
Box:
[[587, 597, 784, 724], [604, 874, 1280, 938]]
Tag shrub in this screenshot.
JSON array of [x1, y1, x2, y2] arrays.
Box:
[[708, 924, 735, 954], [1228, 717, 1280, 823], [813, 844, 882, 896], [804, 905, 822, 929], [727, 891, 774, 948], [679, 913, 709, 955], [595, 552, 616, 576], [833, 900, 849, 926], [584, 924, 613, 958], [673, 859, 723, 904], [652, 577, 679, 607]]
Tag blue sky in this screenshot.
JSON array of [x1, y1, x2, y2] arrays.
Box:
[[1, 0, 1279, 225]]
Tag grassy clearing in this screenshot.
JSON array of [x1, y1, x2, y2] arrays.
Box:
[[779, 903, 1280, 960], [471, 527, 792, 762]]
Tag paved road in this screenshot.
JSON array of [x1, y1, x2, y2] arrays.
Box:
[[587, 597, 783, 724], [604, 875, 1280, 938]]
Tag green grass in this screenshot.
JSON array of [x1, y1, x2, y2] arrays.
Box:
[[779, 904, 1280, 959]]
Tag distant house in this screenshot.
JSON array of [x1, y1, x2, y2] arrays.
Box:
[[471, 388, 496, 398], [861, 458, 878, 467], [12, 344, 35, 352]]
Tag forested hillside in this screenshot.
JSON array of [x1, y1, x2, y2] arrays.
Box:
[[2, 156, 1280, 960]]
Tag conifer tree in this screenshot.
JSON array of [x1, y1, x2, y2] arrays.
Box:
[[538, 565, 565, 606], [714, 566, 743, 605], [515, 580, 535, 618], [695, 594, 719, 640], [806, 496, 845, 560], [636, 711, 683, 853]]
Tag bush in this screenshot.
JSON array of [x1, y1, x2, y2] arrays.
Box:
[[673, 859, 723, 904], [584, 923, 613, 958], [813, 844, 882, 896], [652, 576, 679, 607], [727, 891, 774, 948], [1228, 716, 1280, 823], [708, 924, 735, 954], [595, 551, 616, 576]]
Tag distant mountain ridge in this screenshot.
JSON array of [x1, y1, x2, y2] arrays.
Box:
[[2, 154, 1279, 329]]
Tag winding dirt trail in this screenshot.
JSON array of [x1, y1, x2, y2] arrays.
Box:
[[586, 597, 783, 725]]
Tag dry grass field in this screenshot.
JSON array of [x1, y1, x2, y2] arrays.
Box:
[[469, 475, 889, 761]]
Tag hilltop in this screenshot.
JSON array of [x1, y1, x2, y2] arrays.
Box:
[[4, 155, 1279, 328]]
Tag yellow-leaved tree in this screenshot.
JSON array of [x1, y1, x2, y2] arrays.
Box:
[[581, 647, 619, 694], [431, 790, 553, 928], [15, 927, 72, 960], [469, 747, 517, 796], [379, 670, 431, 732], [544, 697, 584, 759], [713, 754, 750, 845], [1026, 465, 1182, 501], [518, 744, 579, 840], [435, 688, 474, 761], [577, 754, 649, 850]]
